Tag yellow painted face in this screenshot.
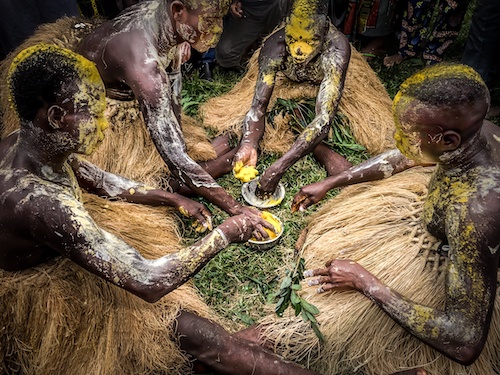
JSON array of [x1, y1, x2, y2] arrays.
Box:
[[74, 80, 108, 155], [285, 0, 323, 63], [70, 53, 108, 155], [393, 94, 442, 164]]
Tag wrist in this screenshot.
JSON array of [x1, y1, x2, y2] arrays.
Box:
[[214, 227, 230, 248]]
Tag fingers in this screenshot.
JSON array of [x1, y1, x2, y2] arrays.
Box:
[[291, 194, 307, 213], [315, 283, 336, 293], [251, 220, 271, 241], [306, 275, 331, 286], [203, 212, 213, 231], [291, 196, 302, 213], [303, 267, 329, 278]]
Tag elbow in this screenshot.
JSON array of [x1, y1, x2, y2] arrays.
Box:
[[448, 341, 484, 366], [129, 283, 173, 304]]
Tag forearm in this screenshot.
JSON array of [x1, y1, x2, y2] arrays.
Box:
[[80, 228, 229, 303], [321, 149, 417, 191], [273, 116, 330, 173], [138, 228, 230, 301], [241, 108, 266, 147], [360, 273, 481, 364]]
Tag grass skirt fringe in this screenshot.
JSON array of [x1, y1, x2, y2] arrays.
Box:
[[200, 46, 395, 156], [0, 195, 221, 375], [258, 168, 500, 375]]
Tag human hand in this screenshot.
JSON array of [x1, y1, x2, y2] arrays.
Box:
[[291, 182, 329, 213], [177, 197, 213, 233], [230, 1, 244, 18], [235, 206, 276, 241], [255, 166, 282, 197], [303, 259, 371, 293], [178, 41, 191, 64], [217, 213, 261, 243], [234, 142, 259, 169]]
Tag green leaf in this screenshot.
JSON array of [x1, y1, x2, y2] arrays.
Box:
[[311, 322, 325, 343], [301, 299, 320, 315], [279, 276, 292, 290], [290, 290, 301, 305]]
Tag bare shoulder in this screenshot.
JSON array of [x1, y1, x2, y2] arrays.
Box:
[[260, 27, 286, 59]]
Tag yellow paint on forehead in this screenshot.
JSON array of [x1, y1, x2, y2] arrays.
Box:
[[402, 64, 483, 92], [393, 64, 484, 112]]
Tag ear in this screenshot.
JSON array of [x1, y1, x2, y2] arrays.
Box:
[[170, 0, 185, 22], [47, 105, 67, 130], [441, 130, 461, 151]]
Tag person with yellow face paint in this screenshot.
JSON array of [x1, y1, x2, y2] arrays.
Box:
[[0, 44, 326, 375], [290, 63, 500, 368], [233, 0, 353, 197], [77, 0, 274, 241]]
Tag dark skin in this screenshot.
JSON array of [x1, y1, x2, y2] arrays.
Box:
[[296, 94, 500, 366], [1, 58, 321, 375], [77, 0, 272, 238], [233, 6, 352, 196]]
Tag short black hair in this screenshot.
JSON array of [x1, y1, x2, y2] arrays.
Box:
[[8, 44, 82, 122], [397, 63, 489, 109]]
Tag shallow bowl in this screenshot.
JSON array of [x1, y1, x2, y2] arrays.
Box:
[[247, 213, 284, 251], [241, 179, 285, 208]]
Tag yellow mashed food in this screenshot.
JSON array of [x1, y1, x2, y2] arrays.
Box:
[[252, 211, 282, 241], [233, 161, 259, 183]]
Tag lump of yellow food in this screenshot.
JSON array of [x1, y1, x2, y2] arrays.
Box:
[[253, 211, 282, 241], [233, 161, 259, 183]]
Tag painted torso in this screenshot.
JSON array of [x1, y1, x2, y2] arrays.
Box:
[[0, 136, 82, 270]]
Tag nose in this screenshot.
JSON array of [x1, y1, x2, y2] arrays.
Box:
[[295, 47, 303, 56]]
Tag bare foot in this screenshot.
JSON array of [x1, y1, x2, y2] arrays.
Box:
[[383, 53, 405, 67]]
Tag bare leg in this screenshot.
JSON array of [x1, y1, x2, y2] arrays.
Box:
[[312, 143, 352, 176], [176, 311, 322, 375], [360, 36, 386, 60], [211, 134, 233, 157], [168, 147, 237, 195]]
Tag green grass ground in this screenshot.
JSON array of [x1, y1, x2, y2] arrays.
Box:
[[179, 8, 499, 332]]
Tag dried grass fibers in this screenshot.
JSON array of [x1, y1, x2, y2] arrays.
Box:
[[258, 168, 500, 375], [0, 195, 221, 375]]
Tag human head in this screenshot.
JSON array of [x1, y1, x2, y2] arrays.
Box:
[[171, 0, 231, 52], [285, 0, 328, 64], [392, 63, 490, 164], [8, 44, 108, 155]]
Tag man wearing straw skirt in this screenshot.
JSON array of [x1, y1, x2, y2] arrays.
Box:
[[76, 0, 273, 238], [0, 44, 324, 375], [284, 64, 499, 372], [232, 0, 355, 195]]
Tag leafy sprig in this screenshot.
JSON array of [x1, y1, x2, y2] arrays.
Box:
[[274, 258, 324, 342]]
